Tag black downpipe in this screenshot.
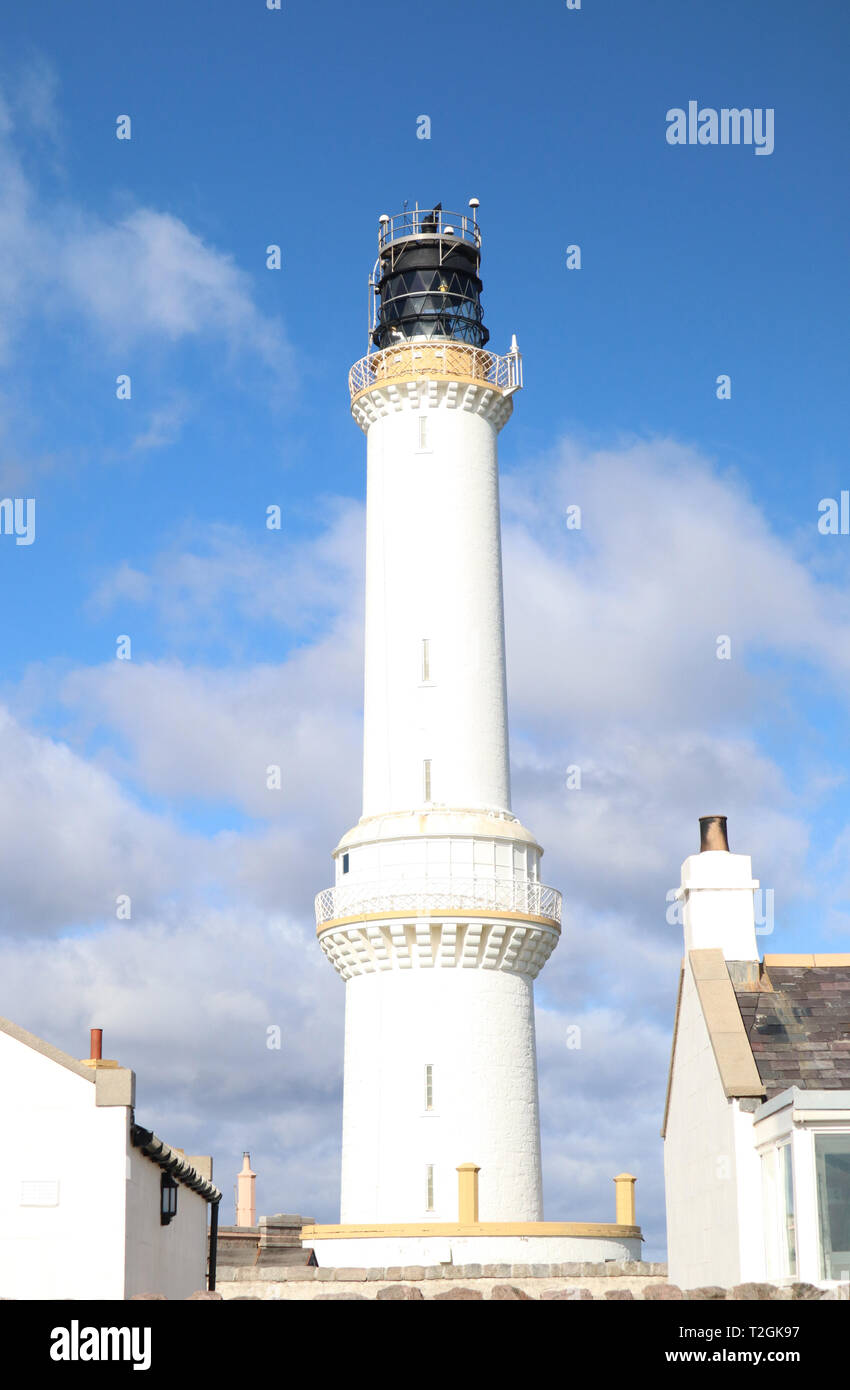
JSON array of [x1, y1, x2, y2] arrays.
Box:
[[208, 1198, 220, 1291]]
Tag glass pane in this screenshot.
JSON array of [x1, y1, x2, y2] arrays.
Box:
[[815, 1133, 850, 1281]]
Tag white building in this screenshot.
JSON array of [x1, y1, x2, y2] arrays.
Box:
[[663, 815, 850, 1289], [0, 1018, 221, 1300], [308, 203, 642, 1266]]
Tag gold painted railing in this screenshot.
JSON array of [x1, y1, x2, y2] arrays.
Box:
[[349, 341, 523, 402]]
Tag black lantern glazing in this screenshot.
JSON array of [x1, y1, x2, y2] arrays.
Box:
[[372, 205, 489, 350]]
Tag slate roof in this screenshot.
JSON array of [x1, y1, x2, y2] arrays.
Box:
[[734, 963, 850, 1100]]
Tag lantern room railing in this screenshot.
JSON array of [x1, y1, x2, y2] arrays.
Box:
[[378, 208, 481, 251]]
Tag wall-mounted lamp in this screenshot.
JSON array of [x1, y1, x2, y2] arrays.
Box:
[[161, 1172, 178, 1226]]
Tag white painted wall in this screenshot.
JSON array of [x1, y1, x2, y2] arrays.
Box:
[[340, 965, 542, 1224], [362, 399, 510, 817], [732, 1101, 763, 1282], [664, 960, 744, 1288], [329, 359, 554, 1232], [0, 1031, 127, 1300], [124, 1145, 208, 1299]]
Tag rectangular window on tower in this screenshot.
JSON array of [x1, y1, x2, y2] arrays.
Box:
[[417, 415, 429, 451], [426, 1165, 435, 1212], [424, 1063, 433, 1111], [423, 759, 432, 802], [421, 638, 431, 683]]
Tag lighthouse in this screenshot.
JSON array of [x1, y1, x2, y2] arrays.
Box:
[[315, 203, 562, 1230]]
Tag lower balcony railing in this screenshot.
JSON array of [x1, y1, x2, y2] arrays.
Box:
[[315, 877, 562, 929]]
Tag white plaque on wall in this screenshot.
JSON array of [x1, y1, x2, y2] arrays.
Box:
[[20, 1180, 60, 1206]]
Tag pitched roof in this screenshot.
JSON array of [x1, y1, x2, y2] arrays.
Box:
[[734, 959, 850, 1100], [662, 952, 850, 1135]]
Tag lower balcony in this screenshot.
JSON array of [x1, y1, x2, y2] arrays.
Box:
[[314, 876, 562, 930]]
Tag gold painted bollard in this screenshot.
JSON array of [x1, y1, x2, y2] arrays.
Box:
[[613, 1173, 637, 1225], [457, 1163, 481, 1223]]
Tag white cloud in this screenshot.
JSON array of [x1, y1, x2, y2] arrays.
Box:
[[0, 66, 290, 376], [60, 657, 360, 824], [60, 208, 289, 370], [12, 56, 61, 140], [502, 436, 850, 736], [85, 502, 364, 638], [0, 705, 199, 935], [131, 396, 191, 452]]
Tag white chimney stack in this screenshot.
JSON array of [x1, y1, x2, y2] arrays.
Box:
[[680, 815, 760, 962]]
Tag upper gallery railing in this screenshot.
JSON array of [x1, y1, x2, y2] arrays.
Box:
[[378, 208, 481, 251]]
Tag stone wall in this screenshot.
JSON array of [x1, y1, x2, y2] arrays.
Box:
[[211, 1260, 847, 1300]]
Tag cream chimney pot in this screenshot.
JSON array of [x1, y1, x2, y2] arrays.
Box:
[[235, 1151, 256, 1227]]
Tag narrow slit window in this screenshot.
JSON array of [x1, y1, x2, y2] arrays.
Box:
[[424, 1063, 433, 1111], [342, 852, 350, 874], [418, 415, 428, 450], [421, 638, 430, 682], [423, 759, 432, 802], [426, 1164, 434, 1212]]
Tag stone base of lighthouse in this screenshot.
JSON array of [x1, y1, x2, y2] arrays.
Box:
[[300, 1229, 643, 1268], [303, 1137, 642, 1267]]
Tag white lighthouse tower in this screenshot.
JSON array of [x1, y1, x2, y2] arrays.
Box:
[[315, 203, 562, 1233]]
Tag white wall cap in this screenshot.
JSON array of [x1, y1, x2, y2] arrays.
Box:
[[681, 851, 757, 891], [0, 1015, 96, 1083]]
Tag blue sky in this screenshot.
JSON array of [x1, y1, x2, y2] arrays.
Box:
[[0, 0, 848, 1259]]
